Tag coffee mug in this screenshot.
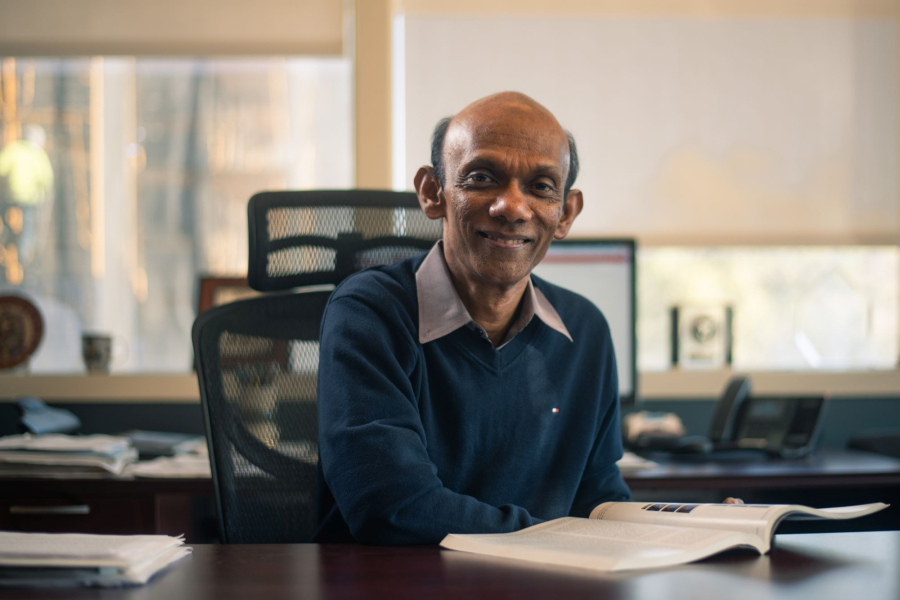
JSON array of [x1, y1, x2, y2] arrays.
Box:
[[81, 333, 127, 374]]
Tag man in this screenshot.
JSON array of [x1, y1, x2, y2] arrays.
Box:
[[314, 91, 630, 544]]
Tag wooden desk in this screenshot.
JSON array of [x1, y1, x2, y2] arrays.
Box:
[[3, 449, 897, 541], [625, 449, 900, 491], [623, 449, 900, 531], [2, 532, 898, 600], [0, 478, 215, 542]]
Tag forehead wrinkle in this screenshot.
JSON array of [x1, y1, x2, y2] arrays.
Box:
[[461, 120, 568, 157], [472, 126, 545, 152], [444, 104, 571, 181], [459, 134, 570, 179]]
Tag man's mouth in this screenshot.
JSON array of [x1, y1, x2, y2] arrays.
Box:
[[478, 231, 531, 248]]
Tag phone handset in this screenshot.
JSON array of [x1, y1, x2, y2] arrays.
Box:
[[708, 376, 751, 443]]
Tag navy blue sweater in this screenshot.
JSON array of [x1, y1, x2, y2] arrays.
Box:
[[314, 254, 630, 544]]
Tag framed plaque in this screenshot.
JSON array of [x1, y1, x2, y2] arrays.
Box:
[[671, 305, 733, 370]]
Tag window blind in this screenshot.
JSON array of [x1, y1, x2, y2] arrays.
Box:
[[398, 15, 899, 244], [0, 0, 345, 56]]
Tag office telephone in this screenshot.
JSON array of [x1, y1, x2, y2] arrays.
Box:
[[633, 377, 827, 459]]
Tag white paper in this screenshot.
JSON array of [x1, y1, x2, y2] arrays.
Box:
[[0, 532, 185, 564], [124, 455, 211, 478], [0, 434, 131, 456], [616, 451, 658, 472], [0, 532, 191, 587], [0, 448, 138, 475]]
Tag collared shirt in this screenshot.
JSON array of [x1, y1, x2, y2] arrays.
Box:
[[415, 241, 573, 348]]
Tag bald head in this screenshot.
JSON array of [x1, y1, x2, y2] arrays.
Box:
[[456, 92, 564, 132], [430, 92, 580, 200]]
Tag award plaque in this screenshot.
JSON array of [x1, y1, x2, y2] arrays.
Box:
[[670, 305, 733, 370]]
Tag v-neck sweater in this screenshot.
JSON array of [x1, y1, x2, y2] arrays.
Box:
[[314, 253, 631, 544]]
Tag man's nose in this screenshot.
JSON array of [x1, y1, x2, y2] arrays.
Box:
[[489, 184, 533, 222]]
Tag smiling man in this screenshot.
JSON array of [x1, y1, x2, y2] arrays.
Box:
[[314, 92, 631, 544]]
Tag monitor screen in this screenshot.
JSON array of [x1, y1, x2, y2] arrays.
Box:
[[532, 240, 636, 405]]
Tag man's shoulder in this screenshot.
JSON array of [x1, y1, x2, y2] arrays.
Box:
[[329, 253, 425, 311]]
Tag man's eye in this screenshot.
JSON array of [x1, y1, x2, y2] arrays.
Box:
[[468, 173, 493, 184], [534, 182, 556, 193]]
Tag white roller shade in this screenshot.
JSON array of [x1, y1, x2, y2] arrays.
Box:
[[0, 0, 345, 56], [398, 15, 899, 244]]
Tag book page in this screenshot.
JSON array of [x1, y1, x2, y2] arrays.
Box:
[[590, 501, 889, 549], [441, 517, 762, 572]]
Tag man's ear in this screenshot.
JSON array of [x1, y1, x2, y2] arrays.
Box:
[[414, 166, 446, 220], [554, 189, 584, 240]]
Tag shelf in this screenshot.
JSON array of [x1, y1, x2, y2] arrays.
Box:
[[640, 369, 900, 400], [1, 370, 898, 403], [0, 374, 199, 403]]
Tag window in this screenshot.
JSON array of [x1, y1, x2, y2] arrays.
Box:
[[638, 247, 899, 372], [0, 57, 352, 373]]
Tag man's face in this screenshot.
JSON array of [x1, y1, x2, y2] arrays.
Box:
[[433, 103, 580, 290]]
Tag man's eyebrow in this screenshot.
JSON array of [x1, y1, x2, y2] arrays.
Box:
[[457, 157, 563, 183], [457, 157, 500, 174]]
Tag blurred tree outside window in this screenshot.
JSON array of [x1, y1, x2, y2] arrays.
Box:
[[0, 57, 352, 373]]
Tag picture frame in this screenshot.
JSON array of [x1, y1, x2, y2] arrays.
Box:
[[197, 276, 260, 314], [195, 276, 287, 372]]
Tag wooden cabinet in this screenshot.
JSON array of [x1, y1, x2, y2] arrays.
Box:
[[0, 478, 217, 542]]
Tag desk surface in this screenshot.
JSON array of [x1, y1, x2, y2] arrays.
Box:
[[3, 449, 896, 492], [626, 448, 900, 490], [3, 449, 898, 541], [3, 532, 898, 600]]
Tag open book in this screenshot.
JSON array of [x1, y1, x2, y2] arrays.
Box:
[[440, 502, 888, 573]]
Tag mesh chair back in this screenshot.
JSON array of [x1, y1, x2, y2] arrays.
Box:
[[194, 292, 327, 543], [196, 190, 441, 543], [248, 190, 442, 291]]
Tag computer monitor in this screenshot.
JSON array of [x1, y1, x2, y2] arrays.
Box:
[[532, 239, 637, 406]]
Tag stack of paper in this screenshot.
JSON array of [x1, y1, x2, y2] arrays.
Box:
[[616, 450, 658, 473], [120, 430, 206, 459], [0, 434, 138, 478], [124, 454, 211, 479], [0, 532, 191, 587]]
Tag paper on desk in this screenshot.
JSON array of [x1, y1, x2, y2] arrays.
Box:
[[0, 434, 131, 456], [0, 532, 191, 587], [0, 448, 138, 475], [124, 454, 211, 478], [0, 464, 118, 479], [616, 451, 658, 473], [0, 532, 184, 564]]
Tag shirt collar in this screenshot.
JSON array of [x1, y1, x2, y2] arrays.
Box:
[[415, 241, 573, 346]]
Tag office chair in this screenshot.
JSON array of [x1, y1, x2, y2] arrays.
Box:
[[193, 190, 441, 543]]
